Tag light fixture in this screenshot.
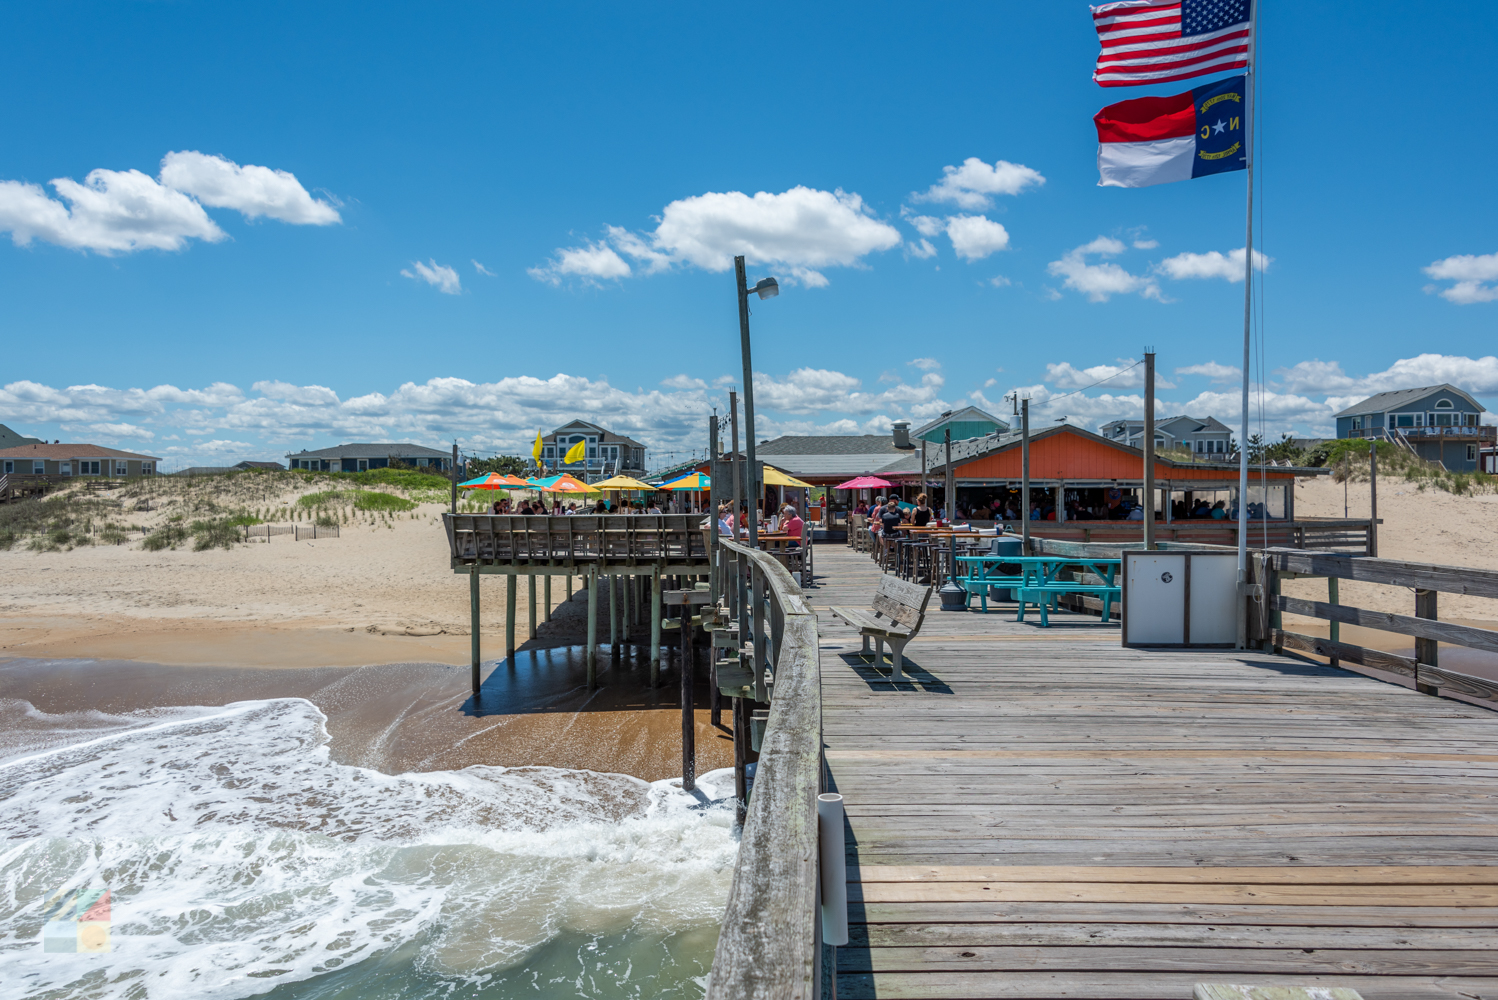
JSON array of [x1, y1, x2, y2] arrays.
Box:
[[752, 277, 779, 300]]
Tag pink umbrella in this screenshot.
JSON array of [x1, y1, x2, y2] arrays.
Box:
[[833, 475, 895, 490]]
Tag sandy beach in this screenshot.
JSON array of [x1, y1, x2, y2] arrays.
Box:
[[0, 482, 732, 782]]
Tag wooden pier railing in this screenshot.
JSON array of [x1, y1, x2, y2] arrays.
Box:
[[708, 538, 826, 1000], [1015, 518, 1376, 554], [1254, 548, 1498, 705], [444, 514, 709, 567]]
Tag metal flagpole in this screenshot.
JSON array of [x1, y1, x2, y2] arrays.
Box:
[[1235, 0, 1258, 649]]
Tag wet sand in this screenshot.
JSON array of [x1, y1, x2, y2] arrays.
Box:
[[0, 645, 736, 782]]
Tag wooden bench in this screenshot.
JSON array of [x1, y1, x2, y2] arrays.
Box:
[[831, 575, 932, 681]]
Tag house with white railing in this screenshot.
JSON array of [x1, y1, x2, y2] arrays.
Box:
[[1335, 384, 1492, 471]]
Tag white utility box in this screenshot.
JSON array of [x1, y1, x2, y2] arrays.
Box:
[[1122, 551, 1238, 647]]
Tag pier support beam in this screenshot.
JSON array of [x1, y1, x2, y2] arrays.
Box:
[[566, 574, 573, 600], [544, 575, 552, 623], [610, 573, 619, 656], [528, 575, 537, 640], [650, 570, 662, 686], [469, 563, 480, 695], [505, 572, 516, 662], [733, 695, 748, 827], [587, 569, 599, 688], [680, 600, 696, 792]]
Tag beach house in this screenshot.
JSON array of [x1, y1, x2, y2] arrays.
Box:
[[540, 420, 647, 477], [0, 442, 160, 477], [1099, 414, 1235, 456], [284, 443, 454, 472], [910, 406, 1009, 444], [1334, 384, 1492, 471]]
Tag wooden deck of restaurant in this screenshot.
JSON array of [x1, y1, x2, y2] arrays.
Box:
[[810, 544, 1498, 1000]]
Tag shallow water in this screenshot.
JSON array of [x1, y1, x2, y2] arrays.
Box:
[[0, 698, 737, 1000]]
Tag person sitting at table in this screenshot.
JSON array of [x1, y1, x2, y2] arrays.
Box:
[[781, 504, 804, 547], [1210, 499, 1228, 519], [879, 498, 905, 538], [911, 493, 933, 527], [716, 503, 734, 535], [1126, 503, 1145, 521], [490, 499, 503, 514]]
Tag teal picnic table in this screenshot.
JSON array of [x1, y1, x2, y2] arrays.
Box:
[[955, 553, 1028, 613], [1005, 555, 1121, 627]]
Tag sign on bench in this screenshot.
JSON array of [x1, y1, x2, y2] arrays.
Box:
[[830, 576, 932, 681]]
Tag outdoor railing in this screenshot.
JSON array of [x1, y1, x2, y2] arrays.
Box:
[[1251, 548, 1498, 706], [707, 537, 825, 1000], [444, 514, 710, 565], [1017, 519, 1376, 555]]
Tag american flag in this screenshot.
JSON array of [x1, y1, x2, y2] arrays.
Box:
[[1092, 0, 1251, 88]]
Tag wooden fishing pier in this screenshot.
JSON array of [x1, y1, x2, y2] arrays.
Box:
[[707, 543, 1498, 1000]]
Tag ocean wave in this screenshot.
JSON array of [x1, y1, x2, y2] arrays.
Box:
[[0, 698, 738, 1000]]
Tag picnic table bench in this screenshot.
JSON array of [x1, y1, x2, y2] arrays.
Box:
[[830, 575, 932, 681], [1009, 555, 1121, 627]]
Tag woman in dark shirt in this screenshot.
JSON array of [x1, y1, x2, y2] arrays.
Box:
[[911, 493, 933, 527], [879, 501, 905, 538]]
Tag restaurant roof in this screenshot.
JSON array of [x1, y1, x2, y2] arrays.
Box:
[[0, 442, 162, 461]]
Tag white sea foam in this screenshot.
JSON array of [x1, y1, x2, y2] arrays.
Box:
[[0, 698, 739, 1000]]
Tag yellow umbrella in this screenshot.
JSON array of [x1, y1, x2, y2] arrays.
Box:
[[589, 474, 656, 491], [762, 465, 813, 488]]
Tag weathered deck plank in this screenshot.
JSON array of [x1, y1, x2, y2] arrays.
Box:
[[814, 543, 1498, 999]]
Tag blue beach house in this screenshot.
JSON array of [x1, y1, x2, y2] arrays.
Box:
[[1333, 384, 1492, 471]]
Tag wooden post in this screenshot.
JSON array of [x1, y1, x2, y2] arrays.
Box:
[[1327, 576, 1340, 667], [1056, 479, 1067, 523], [450, 442, 458, 515], [1415, 589, 1438, 695], [650, 568, 662, 686], [527, 574, 537, 640], [566, 574, 573, 600], [681, 601, 696, 792], [1143, 350, 1156, 550], [1369, 440, 1379, 557], [587, 569, 599, 687], [733, 694, 748, 827], [609, 574, 620, 657], [469, 563, 481, 694], [505, 572, 517, 661], [1021, 398, 1031, 551], [1269, 569, 1283, 654], [544, 574, 552, 623]]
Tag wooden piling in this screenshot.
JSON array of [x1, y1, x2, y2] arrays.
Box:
[[610, 574, 619, 658], [586, 569, 598, 687], [469, 562, 480, 695], [733, 695, 747, 827], [650, 569, 662, 686], [566, 574, 573, 600], [681, 600, 696, 792], [544, 575, 552, 622], [505, 572, 517, 661], [527, 575, 537, 640], [1415, 588, 1438, 694]]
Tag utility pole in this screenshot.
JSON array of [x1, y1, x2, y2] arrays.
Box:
[[735, 257, 760, 549], [1021, 397, 1031, 552], [1143, 351, 1156, 551]]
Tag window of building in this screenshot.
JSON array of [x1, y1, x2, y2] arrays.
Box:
[[1468, 444, 1478, 462], [1434, 412, 1453, 427], [1351, 417, 1363, 430], [1395, 413, 1414, 427], [35, 461, 46, 474], [2, 461, 11, 473], [115, 462, 128, 476], [1465, 413, 1478, 426], [1436, 399, 1454, 409], [142, 463, 154, 475]]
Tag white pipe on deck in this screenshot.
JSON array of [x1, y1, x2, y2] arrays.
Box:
[[818, 792, 848, 946]]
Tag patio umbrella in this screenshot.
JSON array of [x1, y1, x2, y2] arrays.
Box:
[[589, 474, 656, 491], [662, 471, 710, 490], [459, 472, 530, 488], [762, 466, 813, 488], [833, 475, 895, 490]]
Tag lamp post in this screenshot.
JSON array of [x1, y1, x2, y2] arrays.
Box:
[[734, 255, 779, 549]]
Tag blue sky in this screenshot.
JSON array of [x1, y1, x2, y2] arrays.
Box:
[[3, 1, 1496, 470]]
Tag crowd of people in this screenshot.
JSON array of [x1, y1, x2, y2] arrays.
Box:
[[485, 497, 666, 515], [852, 493, 940, 539], [714, 502, 805, 546]]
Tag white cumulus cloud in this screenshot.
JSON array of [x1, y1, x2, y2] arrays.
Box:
[[533, 186, 901, 288], [1047, 236, 1162, 302], [1277, 354, 1498, 396], [944, 215, 1010, 260], [0, 170, 224, 254], [401, 259, 462, 294], [912, 157, 1045, 210], [1424, 251, 1498, 304], [1046, 359, 1175, 391], [0, 152, 338, 255], [1156, 246, 1270, 282], [1175, 362, 1242, 383], [158, 151, 340, 225]]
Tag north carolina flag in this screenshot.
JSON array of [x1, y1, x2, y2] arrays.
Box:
[[1094, 74, 1245, 188]]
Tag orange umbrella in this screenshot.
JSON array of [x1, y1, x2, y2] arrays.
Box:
[[460, 472, 530, 488]]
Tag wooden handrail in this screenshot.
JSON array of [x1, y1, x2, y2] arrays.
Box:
[[1256, 547, 1498, 706], [708, 536, 824, 1000]]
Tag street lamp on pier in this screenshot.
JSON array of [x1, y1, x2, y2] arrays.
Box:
[[734, 255, 778, 549]]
